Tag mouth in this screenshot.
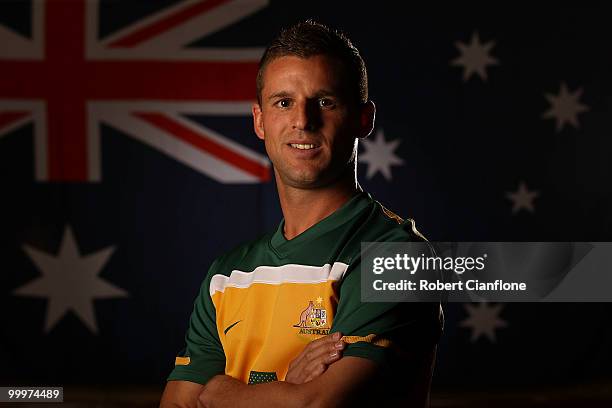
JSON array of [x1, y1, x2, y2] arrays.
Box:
[[288, 143, 318, 150], [284, 141, 322, 158]]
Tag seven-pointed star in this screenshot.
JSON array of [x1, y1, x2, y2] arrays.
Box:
[[542, 82, 589, 132], [506, 181, 540, 214], [451, 31, 499, 81], [14, 225, 128, 334], [359, 129, 404, 181], [460, 302, 508, 343]]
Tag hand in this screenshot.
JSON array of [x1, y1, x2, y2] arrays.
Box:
[[285, 331, 346, 384]]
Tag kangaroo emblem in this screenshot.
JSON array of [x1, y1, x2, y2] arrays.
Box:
[[294, 301, 314, 328]]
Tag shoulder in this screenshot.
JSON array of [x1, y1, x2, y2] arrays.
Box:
[[358, 197, 429, 243], [380, 203, 428, 242], [206, 231, 274, 278], [334, 196, 432, 266], [198, 231, 274, 299]]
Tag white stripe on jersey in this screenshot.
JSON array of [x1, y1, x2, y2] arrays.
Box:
[[209, 262, 349, 296]]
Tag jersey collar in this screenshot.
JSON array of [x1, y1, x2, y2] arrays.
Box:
[[269, 191, 373, 258]]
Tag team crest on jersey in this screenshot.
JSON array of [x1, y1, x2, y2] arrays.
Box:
[[293, 297, 330, 335]]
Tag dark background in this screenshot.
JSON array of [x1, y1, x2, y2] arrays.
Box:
[[1, 1, 611, 406]]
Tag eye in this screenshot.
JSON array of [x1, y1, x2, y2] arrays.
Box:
[[318, 98, 336, 108], [276, 99, 292, 108]]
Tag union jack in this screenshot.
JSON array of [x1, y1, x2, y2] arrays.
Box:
[[0, 0, 271, 183]]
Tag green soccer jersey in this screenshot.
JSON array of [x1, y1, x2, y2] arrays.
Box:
[[168, 192, 443, 385]]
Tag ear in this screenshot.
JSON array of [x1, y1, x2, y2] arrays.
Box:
[[252, 103, 265, 140], [358, 100, 376, 139]]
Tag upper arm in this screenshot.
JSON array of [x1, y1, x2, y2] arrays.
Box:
[[304, 356, 379, 408], [160, 380, 204, 408], [167, 261, 226, 385], [331, 260, 443, 365], [305, 348, 437, 408], [325, 244, 442, 407]]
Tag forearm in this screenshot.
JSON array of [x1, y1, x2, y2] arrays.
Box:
[[200, 375, 313, 408]]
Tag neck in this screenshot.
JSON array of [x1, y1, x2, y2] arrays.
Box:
[[276, 170, 361, 240]]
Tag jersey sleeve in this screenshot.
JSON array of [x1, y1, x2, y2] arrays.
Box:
[[331, 260, 443, 366], [167, 260, 226, 385]]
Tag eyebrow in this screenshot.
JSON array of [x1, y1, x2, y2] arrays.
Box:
[[268, 91, 292, 101], [267, 89, 339, 101]]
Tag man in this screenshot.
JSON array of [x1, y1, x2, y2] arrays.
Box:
[[160, 20, 443, 408]]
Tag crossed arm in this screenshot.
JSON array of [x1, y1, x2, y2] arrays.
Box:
[[160, 334, 436, 408], [161, 355, 380, 408]]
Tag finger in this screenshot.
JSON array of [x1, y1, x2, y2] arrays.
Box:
[[288, 332, 344, 379], [311, 331, 343, 347], [305, 363, 327, 383], [324, 348, 343, 364], [288, 348, 307, 369], [318, 342, 344, 366], [305, 337, 346, 365], [324, 331, 342, 343], [306, 332, 344, 359], [317, 331, 341, 342]]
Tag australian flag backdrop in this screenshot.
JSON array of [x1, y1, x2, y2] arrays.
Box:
[[1, 1, 611, 406]]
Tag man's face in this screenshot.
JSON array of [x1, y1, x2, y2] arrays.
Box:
[[253, 55, 372, 189]]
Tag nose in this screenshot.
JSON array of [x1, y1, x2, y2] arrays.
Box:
[[292, 99, 321, 132]]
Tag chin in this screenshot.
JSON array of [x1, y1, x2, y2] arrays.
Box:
[[287, 176, 321, 188], [278, 170, 321, 188]]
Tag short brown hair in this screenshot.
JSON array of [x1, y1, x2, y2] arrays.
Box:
[[256, 20, 368, 106]]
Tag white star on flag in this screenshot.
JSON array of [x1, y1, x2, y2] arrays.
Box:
[[460, 302, 508, 343], [451, 31, 499, 81], [14, 225, 128, 334], [542, 82, 589, 132], [359, 129, 404, 181], [506, 181, 540, 214]]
